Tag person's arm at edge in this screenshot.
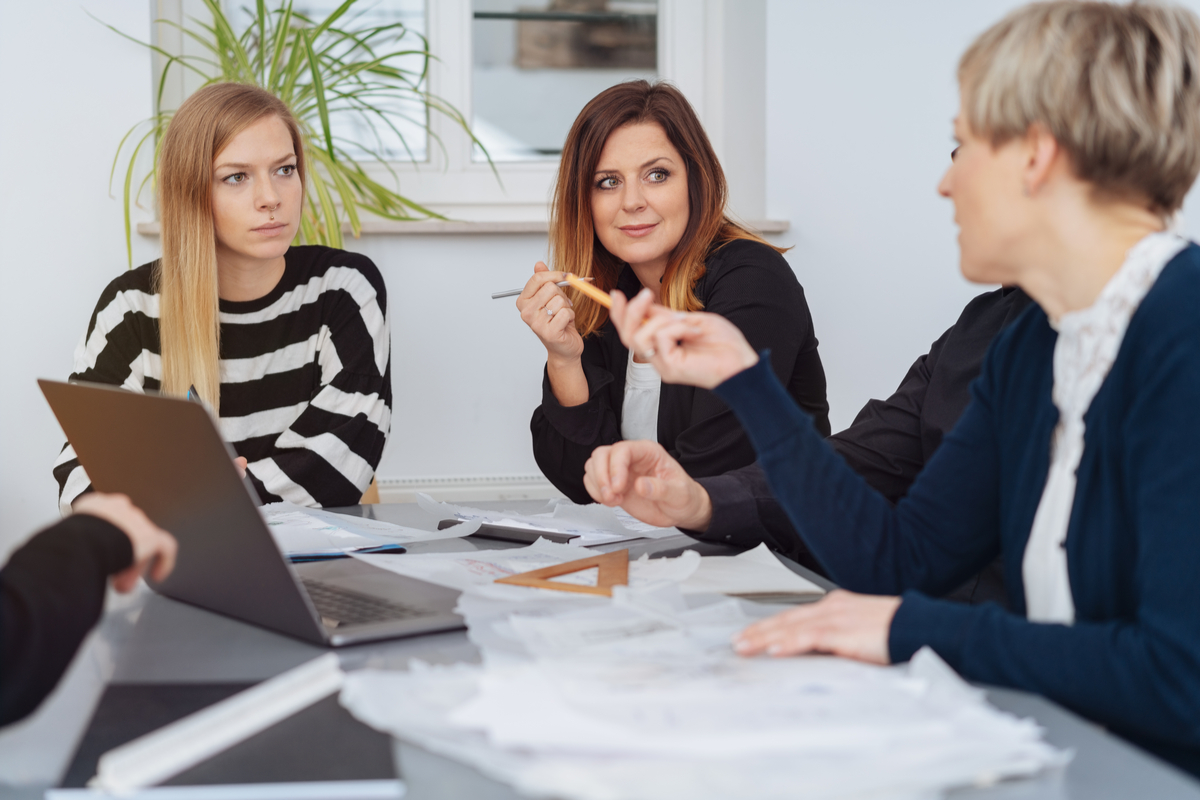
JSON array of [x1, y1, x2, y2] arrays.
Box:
[[0, 516, 130, 725]]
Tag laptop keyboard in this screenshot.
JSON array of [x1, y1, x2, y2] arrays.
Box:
[[301, 580, 434, 628]]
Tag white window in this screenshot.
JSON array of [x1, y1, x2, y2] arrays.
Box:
[[150, 0, 772, 226]]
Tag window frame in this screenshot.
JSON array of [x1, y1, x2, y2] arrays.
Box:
[[149, 0, 770, 225]]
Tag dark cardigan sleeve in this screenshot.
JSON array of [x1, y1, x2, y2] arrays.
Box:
[[716, 340, 1200, 767], [0, 515, 133, 726], [694, 338, 948, 559], [531, 240, 829, 503]]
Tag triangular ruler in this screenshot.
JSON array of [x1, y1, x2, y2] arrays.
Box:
[[494, 549, 630, 596]]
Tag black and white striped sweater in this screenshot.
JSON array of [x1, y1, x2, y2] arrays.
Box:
[[54, 245, 392, 512]]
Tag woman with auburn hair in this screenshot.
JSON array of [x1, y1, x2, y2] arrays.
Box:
[[55, 83, 391, 510], [587, 1, 1200, 771], [519, 80, 829, 503]]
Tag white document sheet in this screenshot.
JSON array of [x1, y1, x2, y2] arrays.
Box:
[[679, 543, 826, 598], [261, 502, 477, 558], [416, 494, 678, 547]]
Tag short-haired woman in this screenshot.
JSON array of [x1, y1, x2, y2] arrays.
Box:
[[55, 83, 390, 510], [519, 81, 830, 503], [588, 2, 1200, 772]]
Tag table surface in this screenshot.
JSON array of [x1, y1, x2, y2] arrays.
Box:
[[2, 500, 1199, 799]]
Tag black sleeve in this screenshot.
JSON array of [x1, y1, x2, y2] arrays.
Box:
[[692, 326, 953, 565], [691, 463, 820, 571], [0, 515, 133, 726], [826, 328, 951, 502], [531, 334, 622, 504], [664, 245, 830, 477]]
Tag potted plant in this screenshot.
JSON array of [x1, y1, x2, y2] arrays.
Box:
[[101, 0, 487, 263]]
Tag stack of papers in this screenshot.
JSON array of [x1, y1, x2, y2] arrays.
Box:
[[340, 542, 1066, 799], [262, 502, 478, 561]]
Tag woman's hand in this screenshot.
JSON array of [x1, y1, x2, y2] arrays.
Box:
[[733, 590, 901, 664], [609, 288, 759, 389], [516, 262, 584, 365], [584, 440, 713, 530], [72, 492, 179, 593]]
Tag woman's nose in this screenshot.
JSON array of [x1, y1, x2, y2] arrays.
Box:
[[937, 166, 953, 198], [622, 183, 647, 213], [257, 173, 281, 209]]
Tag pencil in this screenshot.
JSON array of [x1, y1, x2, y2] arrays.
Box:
[[565, 273, 613, 308], [490, 277, 593, 300]]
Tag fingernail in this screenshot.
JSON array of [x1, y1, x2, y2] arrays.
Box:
[[639, 288, 653, 298], [733, 638, 751, 653], [767, 644, 782, 656]]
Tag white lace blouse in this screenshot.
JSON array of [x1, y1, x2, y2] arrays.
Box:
[[1022, 231, 1187, 624]]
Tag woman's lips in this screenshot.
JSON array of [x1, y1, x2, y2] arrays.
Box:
[[619, 223, 657, 238], [252, 222, 288, 235]]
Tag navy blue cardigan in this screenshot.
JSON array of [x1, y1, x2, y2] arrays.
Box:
[[715, 245, 1200, 772]]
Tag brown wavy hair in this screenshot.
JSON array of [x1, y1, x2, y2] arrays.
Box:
[[156, 83, 306, 413], [551, 80, 785, 337]]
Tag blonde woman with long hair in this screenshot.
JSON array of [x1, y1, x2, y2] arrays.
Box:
[[55, 83, 390, 510], [518, 81, 830, 504]]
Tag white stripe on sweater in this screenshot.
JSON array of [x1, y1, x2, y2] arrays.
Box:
[[311, 385, 391, 433], [78, 289, 160, 373], [221, 331, 325, 385], [218, 402, 310, 443], [247, 458, 319, 507], [272, 429, 375, 491], [219, 267, 387, 375]]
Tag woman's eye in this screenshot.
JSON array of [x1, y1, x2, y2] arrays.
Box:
[[950, 146, 960, 161], [223, 173, 246, 185], [647, 169, 669, 182], [278, 164, 296, 176], [597, 176, 619, 190]]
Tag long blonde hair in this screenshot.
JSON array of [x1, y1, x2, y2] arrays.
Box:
[[156, 83, 306, 412], [550, 80, 785, 338]]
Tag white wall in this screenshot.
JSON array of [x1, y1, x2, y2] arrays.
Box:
[[765, 0, 1200, 432], [0, 1, 160, 558], [9, 0, 1200, 559]]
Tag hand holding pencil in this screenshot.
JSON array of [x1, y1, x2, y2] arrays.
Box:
[[515, 262, 585, 363]]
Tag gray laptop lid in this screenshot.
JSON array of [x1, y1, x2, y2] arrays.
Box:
[[40, 379, 329, 643]]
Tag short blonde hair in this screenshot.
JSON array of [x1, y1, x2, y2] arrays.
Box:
[[960, 1, 1200, 213]]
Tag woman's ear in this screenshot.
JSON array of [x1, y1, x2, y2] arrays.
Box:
[[1023, 123, 1060, 197]]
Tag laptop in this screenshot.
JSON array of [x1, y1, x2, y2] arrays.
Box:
[[39, 379, 465, 647]]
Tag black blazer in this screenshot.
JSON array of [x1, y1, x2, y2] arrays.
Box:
[[531, 239, 831, 503], [695, 286, 1032, 603]]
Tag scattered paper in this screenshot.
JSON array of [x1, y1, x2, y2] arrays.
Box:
[[261, 502, 477, 559], [679, 543, 826, 598], [416, 494, 678, 547], [340, 553, 1065, 800], [344, 644, 1066, 800]]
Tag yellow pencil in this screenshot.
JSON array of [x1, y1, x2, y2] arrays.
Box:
[[565, 273, 613, 308]]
